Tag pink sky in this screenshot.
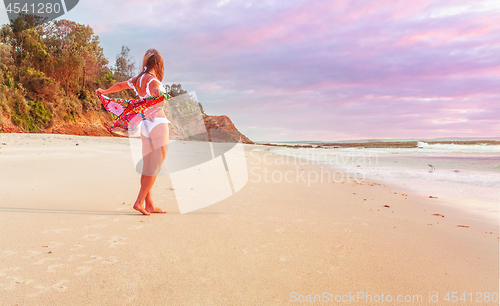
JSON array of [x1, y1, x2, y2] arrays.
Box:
[[2, 0, 499, 141]]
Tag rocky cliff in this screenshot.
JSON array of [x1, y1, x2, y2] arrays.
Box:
[[0, 108, 254, 144], [203, 114, 253, 144]]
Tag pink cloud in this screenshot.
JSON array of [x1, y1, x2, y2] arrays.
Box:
[[76, 0, 500, 141]]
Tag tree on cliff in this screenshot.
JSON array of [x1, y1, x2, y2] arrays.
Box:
[[113, 45, 135, 82], [166, 83, 187, 97], [0, 15, 222, 138], [0, 15, 111, 131], [43, 20, 108, 95]]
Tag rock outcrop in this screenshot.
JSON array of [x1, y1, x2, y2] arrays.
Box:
[[0, 109, 253, 144], [203, 114, 253, 144]]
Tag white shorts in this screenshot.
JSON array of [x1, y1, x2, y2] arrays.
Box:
[[140, 117, 170, 138]]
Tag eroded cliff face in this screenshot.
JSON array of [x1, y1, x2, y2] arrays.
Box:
[[0, 109, 114, 136], [203, 114, 253, 144], [0, 109, 253, 144]]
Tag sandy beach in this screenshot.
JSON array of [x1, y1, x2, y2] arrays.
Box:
[[0, 133, 498, 305]]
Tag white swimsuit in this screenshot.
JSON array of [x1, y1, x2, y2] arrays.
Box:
[[127, 74, 170, 138]]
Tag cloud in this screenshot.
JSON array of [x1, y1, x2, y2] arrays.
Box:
[[5, 0, 498, 141]]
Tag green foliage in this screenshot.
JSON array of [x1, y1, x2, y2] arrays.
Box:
[[25, 67, 45, 78], [9, 92, 52, 131], [0, 15, 191, 132], [43, 20, 109, 95], [24, 75, 62, 102], [60, 96, 82, 115], [0, 15, 111, 128], [0, 44, 14, 71], [62, 111, 77, 124], [78, 89, 100, 111], [3, 71, 15, 88], [0, 85, 11, 113], [9, 13, 47, 33], [0, 85, 4, 125], [28, 100, 52, 129], [114, 45, 135, 82], [103, 71, 115, 82], [166, 84, 188, 97]]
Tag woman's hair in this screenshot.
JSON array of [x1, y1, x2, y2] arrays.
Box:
[[134, 48, 164, 88]]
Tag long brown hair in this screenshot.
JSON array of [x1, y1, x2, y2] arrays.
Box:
[[134, 48, 164, 88]]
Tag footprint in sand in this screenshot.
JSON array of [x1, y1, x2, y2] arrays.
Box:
[[84, 256, 103, 264], [114, 207, 131, 211], [111, 216, 133, 222], [42, 229, 70, 234], [83, 224, 107, 230], [81, 234, 101, 242], [34, 258, 60, 265], [28, 285, 51, 297], [0, 267, 21, 277], [51, 279, 69, 292], [89, 216, 108, 221], [27, 279, 68, 297], [22, 250, 42, 258], [47, 264, 67, 273], [74, 266, 92, 276], [68, 254, 87, 261], [1, 276, 35, 290], [108, 236, 127, 248], [47, 241, 64, 248], [101, 257, 118, 264], [0, 250, 17, 258], [70, 244, 85, 251], [128, 224, 152, 230], [3, 212, 149, 298]]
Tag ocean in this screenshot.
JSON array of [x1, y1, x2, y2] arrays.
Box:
[[254, 141, 500, 223]]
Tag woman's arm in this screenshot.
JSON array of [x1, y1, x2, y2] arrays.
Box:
[[96, 81, 131, 95]]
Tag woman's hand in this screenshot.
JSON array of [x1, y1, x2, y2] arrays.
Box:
[[96, 88, 105, 94]]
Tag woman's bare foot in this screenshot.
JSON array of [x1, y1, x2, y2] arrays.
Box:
[[145, 205, 167, 213], [145, 199, 166, 213], [133, 202, 150, 215]]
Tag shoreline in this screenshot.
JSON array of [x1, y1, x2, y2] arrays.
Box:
[[0, 134, 497, 305], [253, 144, 499, 227], [256, 140, 500, 149], [249, 146, 499, 234]]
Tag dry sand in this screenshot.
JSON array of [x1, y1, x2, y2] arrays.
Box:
[[0, 133, 498, 305]]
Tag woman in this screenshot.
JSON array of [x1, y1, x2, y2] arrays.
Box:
[[96, 48, 169, 215]]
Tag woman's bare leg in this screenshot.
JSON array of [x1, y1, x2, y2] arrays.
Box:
[[133, 133, 156, 215], [134, 123, 168, 215], [145, 145, 167, 213], [133, 174, 156, 215]]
